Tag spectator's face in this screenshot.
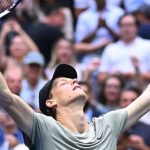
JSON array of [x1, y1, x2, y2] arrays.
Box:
[[104, 77, 121, 103], [50, 78, 86, 108], [9, 35, 28, 60], [56, 39, 73, 64], [95, 0, 106, 10], [120, 90, 138, 108], [5, 69, 22, 95], [25, 63, 42, 81], [120, 15, 138, 41], [49, 9, 65, 27]]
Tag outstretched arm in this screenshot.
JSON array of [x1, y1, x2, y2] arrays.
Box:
[[0, 72, 34, 138], [124, 84, 150, 129]]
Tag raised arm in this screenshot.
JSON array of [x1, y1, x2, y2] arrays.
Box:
[[124, 84, 150, 129], [0, 72, 34, 138]]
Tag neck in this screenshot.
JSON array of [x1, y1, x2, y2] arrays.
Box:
[[122, 37, 136, 44], [57, 106, 89, 133], [27, 78, 38, 89], [107, 100, 118, 107]]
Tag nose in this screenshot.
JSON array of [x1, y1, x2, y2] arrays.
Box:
[[72, 79, 77, 85]]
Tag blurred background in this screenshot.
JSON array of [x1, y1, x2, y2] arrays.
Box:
[[0, 0, 150, 149]]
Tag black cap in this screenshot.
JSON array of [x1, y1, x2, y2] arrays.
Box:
[[39, 64, 77, 115]]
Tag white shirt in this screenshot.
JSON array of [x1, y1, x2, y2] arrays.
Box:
[[20, 78, 47, 109], [124, 0, 150, 13], [13, 144, 29, 150], [99, 37, 150, 74], [75, 6, 124, 44]]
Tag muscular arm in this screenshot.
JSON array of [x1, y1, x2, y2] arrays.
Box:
[[0, 73, 34, 138], [124, 85, 150, 129]]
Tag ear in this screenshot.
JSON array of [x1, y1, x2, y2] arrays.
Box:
[[46, 99, 57, 109]]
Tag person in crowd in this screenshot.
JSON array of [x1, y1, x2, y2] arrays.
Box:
[[124, 0, 150, 13], [120, 86, 150, 150], [26, 4, 64, 65], [20, 52, 47, 110], [98, 14, 150, 86], [78, 81, 103, 122], [75, 0, 124, 62], [4, 66, 22, 96], [97, 74, 124, 112], [0, 19, 39, 67], [135, 4, 150, 39], [0, 110, 9, 150], [45, 37, 85, 81]]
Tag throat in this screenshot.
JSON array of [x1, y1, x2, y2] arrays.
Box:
[[57, 110, 89, 134]]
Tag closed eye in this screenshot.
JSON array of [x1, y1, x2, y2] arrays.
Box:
[[60, 82, 67, 86]]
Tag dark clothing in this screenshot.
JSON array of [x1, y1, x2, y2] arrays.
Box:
[[27, 23, 63, 65], [128, 122, 150, 149], [138, 24, 150, 40]]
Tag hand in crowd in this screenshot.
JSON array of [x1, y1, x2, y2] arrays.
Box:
[[131, 55, 140, 69], [1, 19, 23, 35], [98, 18, 107, 28], [87, 58, 101, 73], [129, 135, 150, 150]]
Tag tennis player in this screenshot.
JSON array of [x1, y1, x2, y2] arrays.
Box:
[[0, 64, 150, 150]]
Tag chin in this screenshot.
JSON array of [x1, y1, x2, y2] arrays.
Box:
[[75, 90, 87, 100]]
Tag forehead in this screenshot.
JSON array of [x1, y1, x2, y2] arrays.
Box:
[[53, 77, 72, 86], [121, 15, 136, 24]]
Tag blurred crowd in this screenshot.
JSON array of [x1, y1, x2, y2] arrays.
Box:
[[0, 0, 150, 150]]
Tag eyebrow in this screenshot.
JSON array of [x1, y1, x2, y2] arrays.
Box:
[[55, 78, 69, 87]]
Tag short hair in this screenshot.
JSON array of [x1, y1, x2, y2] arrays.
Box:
[[137, 4, 150, 20], [122, 86, 141, 97], [118, 13, 139, 27], [43, 4, 61, 16]]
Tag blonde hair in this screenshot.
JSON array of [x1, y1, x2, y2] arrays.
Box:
[[48, 37, 77, 69]]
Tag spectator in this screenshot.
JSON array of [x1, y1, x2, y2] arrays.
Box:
[[97, 74, 124, 113], [4, 66, 22, 95], [98, 14, 150, 86], [74, 0, 96, 17], [75, 0, 124, 62], [78, 81, 103, 122], [136, 4, 150, 39], [124, 0, 150, 13], [27, 4, 63, 65], [20, 52, 47, 110], [45, 37, 85, 81], [120, 86, 150, 150], [0, 19, 39, 67], [0, 129, 9, 150]]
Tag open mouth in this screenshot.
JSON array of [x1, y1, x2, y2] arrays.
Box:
[[73, 86, 81, 90]]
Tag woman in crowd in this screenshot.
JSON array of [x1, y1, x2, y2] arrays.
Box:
[[97, 74, 124, 113], [0, 19, 39, 68], [45, 37, 86, 81]]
